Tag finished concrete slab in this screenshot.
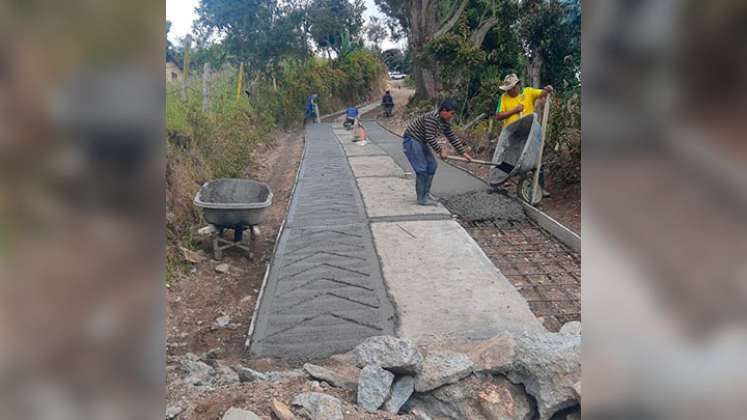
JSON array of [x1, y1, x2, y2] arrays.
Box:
[[333, 129, 389, 157], [249, 123, 395, 359], [372, 220, 544, 345], [364, 122, 489, 198], [356, 177, 451, 218], [349, 156, 406, 178]]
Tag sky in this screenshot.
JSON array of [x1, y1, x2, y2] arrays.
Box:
[[166, 0, 405, 50]]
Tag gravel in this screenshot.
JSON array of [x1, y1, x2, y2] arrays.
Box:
[[442, 191, 526, 221]]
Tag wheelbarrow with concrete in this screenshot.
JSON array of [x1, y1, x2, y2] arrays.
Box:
[[193, 178, 273, 259], [447, 96, 552, 205]]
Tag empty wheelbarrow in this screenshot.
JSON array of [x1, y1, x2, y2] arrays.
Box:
[[194, 178, 273, 259]]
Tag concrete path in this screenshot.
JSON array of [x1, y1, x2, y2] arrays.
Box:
[[250, 122, 542, 359], [249, 124, 395, 359]]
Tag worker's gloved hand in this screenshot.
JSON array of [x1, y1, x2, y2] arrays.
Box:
[[462, 153, 473, 162], [439, 149, 448, 160]]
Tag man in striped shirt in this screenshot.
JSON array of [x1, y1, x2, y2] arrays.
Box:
[[403, 99, 473, 205]]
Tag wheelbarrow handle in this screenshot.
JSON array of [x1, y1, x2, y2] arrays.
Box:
[[446, 155, 501, 166]]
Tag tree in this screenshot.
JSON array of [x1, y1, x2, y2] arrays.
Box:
[[382, 48, 407, 72], [517, 0, 580, 88], [195, 0, 306, 74], [364, 16, 389, 51], [375, 0, 504, 99], [307, 0, 365, 56]]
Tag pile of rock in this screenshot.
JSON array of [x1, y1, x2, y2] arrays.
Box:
[[205, 325, 581, 420], [294, 328, 581, 420]]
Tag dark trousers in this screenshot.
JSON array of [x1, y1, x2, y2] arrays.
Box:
[[403, 137, 437, 203]]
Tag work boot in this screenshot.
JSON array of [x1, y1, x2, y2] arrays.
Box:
[[419, 174, 438, 205], [415, 174, 427, 205]]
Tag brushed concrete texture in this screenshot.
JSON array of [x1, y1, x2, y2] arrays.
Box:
[[371, 220, 544, 345], [356, 177, 451, 218], [349, 156, 406, 178], [364, 123, 489, 198], [250, 123, 395, 359]]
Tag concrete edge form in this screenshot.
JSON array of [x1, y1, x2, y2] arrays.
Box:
[[520, 202, 580, 253]]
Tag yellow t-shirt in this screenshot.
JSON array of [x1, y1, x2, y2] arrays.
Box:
[[496, 87, 544, 127]]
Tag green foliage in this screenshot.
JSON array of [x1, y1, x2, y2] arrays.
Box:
[[307, 0, 366, 56], [382, 48, 409, 72], [518, 0, 581, 89], [195, 0, 306, 74], [425, 33, 486, 81], [374, 0, 408, 40], [364, 16, 389, 50]]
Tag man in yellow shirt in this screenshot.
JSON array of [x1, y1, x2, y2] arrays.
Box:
[[495, 73, 553, 127], [494, 73, 553, 196]]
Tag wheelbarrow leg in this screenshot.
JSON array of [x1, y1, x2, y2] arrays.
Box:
[[213, 234, 222, 260], [234, 227, 244, 242]]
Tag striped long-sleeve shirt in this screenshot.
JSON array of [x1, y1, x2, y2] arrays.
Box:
[[403, 111, 466, 154]]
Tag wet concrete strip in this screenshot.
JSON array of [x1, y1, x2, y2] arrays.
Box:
[[248, 123, 396, 359]]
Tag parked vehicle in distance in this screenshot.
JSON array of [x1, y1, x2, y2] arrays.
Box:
[[388, 72, 406, 80]]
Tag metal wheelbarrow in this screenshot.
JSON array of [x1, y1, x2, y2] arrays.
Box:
[[194, 178, 273, 259], [488, 113, 544, 204], [448, 107, 550, 205]]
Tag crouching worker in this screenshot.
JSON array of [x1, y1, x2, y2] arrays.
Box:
[[344, 105, 359, 129], [402, 99, 473, 205]]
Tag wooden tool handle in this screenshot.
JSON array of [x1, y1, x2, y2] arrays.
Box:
[[446, 156, 499, 166]]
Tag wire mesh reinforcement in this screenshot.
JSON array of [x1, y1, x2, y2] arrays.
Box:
[[460, 218, 580, 332]]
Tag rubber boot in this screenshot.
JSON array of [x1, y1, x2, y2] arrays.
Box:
[[415, 173, 427, 205], [422, 174, 438, 204]]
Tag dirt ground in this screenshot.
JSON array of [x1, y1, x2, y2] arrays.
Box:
[[167, 129, 305, 418], [372, 83, 580, 234], [166, 126, 417, 419]]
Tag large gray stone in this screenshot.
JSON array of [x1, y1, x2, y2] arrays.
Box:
[[477, 377, 534, 420], [468, 335, 517, 373], [408, 376, 533, 420], [303, 363, 360, 390], [292, 392, 343, 420], [179, 359, 214, 386], [415, 351, 473, 392], [237, 367, 268, 382], [214, 363, 240, 385], [357, 365, 395, 411], [496, 332, 581, 420], [383, 375, 415, 413], [352, 336, 423, 374], [221, 407, 261, 420]]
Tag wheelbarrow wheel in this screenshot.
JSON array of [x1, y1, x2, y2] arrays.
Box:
[[517, 174, 542, 205]]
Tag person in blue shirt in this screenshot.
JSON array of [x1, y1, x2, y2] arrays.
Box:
[[344, 105, 359, 129], [305, 94, 319, 124]]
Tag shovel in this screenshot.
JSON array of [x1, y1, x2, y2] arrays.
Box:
[[445, 155, 502, 166]]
